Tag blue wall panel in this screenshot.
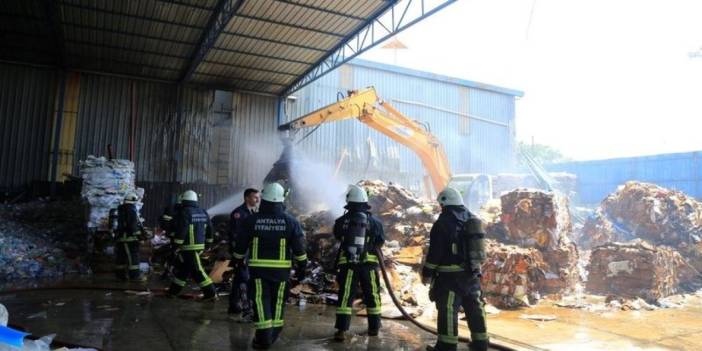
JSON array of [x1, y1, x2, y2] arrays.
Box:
[[550, 151, 702, 204]]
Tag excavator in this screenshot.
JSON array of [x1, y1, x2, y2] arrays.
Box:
[[265, 86, 490, 201]]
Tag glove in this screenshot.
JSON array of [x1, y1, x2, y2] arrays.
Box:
[[231, 258, 244, 270], [421, 275, 433, 286], [295, 262, 307, 281]]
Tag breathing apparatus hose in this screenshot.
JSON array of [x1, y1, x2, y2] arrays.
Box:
[[374, 248, 543, 351]]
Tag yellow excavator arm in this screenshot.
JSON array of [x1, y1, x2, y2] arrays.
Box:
[[278, 87, 452, 194]]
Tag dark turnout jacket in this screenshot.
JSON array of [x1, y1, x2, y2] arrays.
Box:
[[232, 201, 307, 281], [333, 202, 385, 266], [173, 200, 213, 251], [422, 205, 482, 294]]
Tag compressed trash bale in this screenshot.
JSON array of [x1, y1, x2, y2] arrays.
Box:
[[79, 155, 144, 230], [586, 240, 697, 302], [499, 188, 572, 250], [484, 189, 580, 294], [480, 239, 548, 308]]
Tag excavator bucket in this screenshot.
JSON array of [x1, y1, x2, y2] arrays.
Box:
[[263, 141, 295, 189]]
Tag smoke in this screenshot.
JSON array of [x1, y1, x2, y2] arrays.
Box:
[[207, 191, 244, 215], [288, 149, 349, 218]]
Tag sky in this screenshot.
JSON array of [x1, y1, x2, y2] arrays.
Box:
[[359, 0, 702, 161]]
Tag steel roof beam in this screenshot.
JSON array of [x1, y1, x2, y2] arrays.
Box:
[[153, 0, 216, 12], [193, 71, 288, 87], [234, 14, 345, 38], [60, 2, 206, 31], [65, 39, 190, 60], [221, 30, 327, 53], [273, 0, 365, 21], [202, 59, 299, 77], [282, 0, 458, 96], [210, 46, 313, 65], [181, 0, 245, 82], [63, 22, 197, 46]]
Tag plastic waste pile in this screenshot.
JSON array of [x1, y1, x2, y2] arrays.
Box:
[[0, 200, 88, 281], [79, 156, 144, 230]]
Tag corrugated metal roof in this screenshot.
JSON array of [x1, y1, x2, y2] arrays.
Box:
[[0, 0, 394, 94]]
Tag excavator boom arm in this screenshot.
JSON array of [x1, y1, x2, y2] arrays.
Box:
[[278, 87, 452, 194]]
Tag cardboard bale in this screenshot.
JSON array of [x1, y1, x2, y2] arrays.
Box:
[[582, 181, 702, 270], [586, 240, 697, 302], [484, 188, 580, 295], [480, 239, 548, 308], [499, 188, 572, 249]]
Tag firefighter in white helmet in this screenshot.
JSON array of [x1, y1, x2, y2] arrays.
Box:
[[167, 190, 217, 300], [333, 184, 385, 341], [231, 182, 307, 349], [423, 187, 488, 351]]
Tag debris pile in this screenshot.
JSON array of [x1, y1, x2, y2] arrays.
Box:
[[79, 156, 144, 230], [586, 240, 697, 302], [359, 180, 438, 246], [0, 200, 89, 281], [581, 181, 702, 270], [483, 189, 580, 298]]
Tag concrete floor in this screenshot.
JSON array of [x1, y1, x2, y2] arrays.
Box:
[[7, 275, 700, 350], [0, 276, 477, 351]]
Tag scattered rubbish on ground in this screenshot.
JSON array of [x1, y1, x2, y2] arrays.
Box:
[[519, 314, 557, 321]]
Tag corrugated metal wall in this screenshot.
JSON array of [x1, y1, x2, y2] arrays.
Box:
[[284, 60, 519, 192], [0, 63, 57, 188], [230, 92, 280, 188], [549, 151, 702, 204]]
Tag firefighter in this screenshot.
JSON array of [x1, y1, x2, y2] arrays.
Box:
[[159, 194, 182, 242], [333, 184, 385, 341], [231, 182, 307, 349], [228, 188, 260, 319], [166, 190, 217, 300], [115, 193, 145, 281], [422, 187, 488, 351], [159, 194, 182, 279]]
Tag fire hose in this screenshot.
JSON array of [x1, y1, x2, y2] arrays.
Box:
[[374, 248, 544, 351]]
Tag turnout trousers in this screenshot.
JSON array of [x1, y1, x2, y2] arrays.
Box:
[[248, 278, 289, 346], [433, 287, 489, 351], [167, 250, 215, 298], [335, 264, 382, 332], [115, 240, 140, 280]]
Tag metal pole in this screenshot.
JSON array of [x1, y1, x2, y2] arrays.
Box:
[[50, 71, 67, 198]]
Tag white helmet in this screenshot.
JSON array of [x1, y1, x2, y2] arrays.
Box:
[[261, 182, 285, 203], [181, 190, 198, 202], [346, 184, 369, 203], [124, 193, 139, 204], [437, 187, 464, 207]]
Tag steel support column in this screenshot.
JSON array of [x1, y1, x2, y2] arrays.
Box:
[[281, 0, 457, 96]]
